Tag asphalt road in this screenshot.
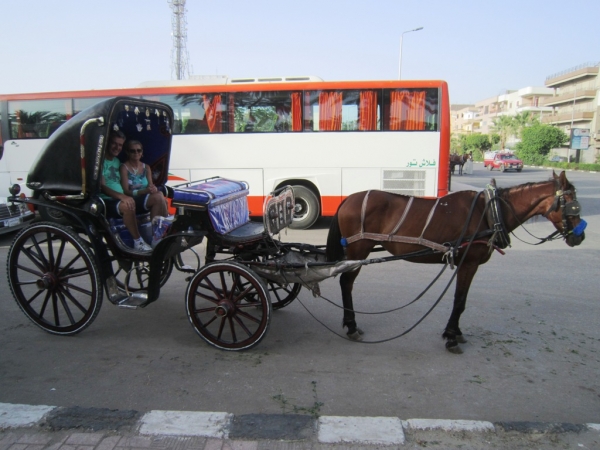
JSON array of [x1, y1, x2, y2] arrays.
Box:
[[1, 164, 599, 424]]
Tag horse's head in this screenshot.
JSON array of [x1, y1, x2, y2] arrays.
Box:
[[544, 171, 586, 247]]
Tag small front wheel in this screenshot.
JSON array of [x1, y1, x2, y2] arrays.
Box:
[[186, 261, 272, 350], [7, 222, 103, 335]]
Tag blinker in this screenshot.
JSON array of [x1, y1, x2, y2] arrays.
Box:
[[565, 200, 581, 216]]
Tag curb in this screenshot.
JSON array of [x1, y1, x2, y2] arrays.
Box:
[[2, 403, 600, 446]]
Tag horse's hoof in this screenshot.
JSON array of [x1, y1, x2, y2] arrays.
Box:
[[446, 344, 463, 354], [347, 330, 364, 341], [456, 335, 467, 344], [356, 327, 365, 335]]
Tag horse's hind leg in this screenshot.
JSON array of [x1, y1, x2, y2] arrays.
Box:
[[443, 263, 479, 354], [340, 268, 364, 340]]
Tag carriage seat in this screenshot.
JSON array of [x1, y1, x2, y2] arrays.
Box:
[[171, 177, 251, 235]]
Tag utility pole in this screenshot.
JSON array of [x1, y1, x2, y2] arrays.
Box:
[[168, 0, 190, 80]]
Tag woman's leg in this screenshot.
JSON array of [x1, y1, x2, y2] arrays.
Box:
[[146, 192, 168, 218]]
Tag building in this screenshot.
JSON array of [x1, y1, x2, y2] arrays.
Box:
[[451, 87, 553, 146], [541, 62, 599, 163]]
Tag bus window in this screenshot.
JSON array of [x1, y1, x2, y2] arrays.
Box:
[[382, 88, 438, 131], [303, 89, 381, 132], [73, 97, 112, 115], [230, 91, 301, 133], [8, 99, 71, 139], [152, 93, 227, 134]]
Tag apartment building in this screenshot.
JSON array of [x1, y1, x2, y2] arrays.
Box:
[[451, 61, 599, 163], [451, 87, 553, 141], [541, 62, 599, 163]]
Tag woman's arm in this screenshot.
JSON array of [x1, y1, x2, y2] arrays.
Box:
[[120, 165, 134, 196], [145, 164, 158, 194]]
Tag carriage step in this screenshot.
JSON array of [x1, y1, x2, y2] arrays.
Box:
[[117, 292, 149, 309]]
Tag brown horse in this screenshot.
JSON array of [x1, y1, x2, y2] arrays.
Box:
[[450, 152, 471, 176], [326, 171, 585, 353]]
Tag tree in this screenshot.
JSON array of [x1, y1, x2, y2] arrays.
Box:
[[450, 133, 468, 154], [463, 133, 492, 159], [512, 111, 539, 138], [515, 124, 568, 165], [490, 115, 515, 150]]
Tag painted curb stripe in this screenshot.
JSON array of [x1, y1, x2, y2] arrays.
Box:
[[0, 403, 56, 428], [318, 416, 405, 445], [406, 418, 495, 432], [139, 410, 232, 438]]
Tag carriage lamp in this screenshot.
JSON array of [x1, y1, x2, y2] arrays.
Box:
[[9, 184, 20, 196]]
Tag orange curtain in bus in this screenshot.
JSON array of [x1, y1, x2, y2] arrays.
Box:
[[319, 91, 342, 131], [359, 90, 377, 131], [203, 94, 222, 133], [390, 90, 426, 130], [291, 92, 302, 131]]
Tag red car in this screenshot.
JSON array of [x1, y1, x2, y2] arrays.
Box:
[[484, 152, 523, 172]]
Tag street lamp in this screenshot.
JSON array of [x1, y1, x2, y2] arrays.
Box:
[[398, 26, 423, 80]]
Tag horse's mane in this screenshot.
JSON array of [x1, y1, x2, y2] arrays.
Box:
[[496, 178, 559, 223]]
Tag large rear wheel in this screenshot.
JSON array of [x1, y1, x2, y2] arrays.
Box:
[[7, 222, 103, 335], [186, 261, 271, 350]]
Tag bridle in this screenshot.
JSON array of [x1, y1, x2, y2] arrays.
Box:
[[542, 179, 586, 241]]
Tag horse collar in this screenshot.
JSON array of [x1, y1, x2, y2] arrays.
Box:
[[483, 183, 511, 250]]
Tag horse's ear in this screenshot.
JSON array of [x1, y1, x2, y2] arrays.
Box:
[[552, 170, 559, 180], [559, 170, 568, 188]]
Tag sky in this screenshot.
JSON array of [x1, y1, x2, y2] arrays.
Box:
[[1, 0, 598, 104]]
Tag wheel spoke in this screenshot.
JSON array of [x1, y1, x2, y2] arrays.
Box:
[[30, 235, 51, 269], [38, 291, 51, 318], [233, 315, 253, 337], [46, 231, 55, 270], [217, 316, 226, 340], [21, 246, 48, 273], [235, 308, 262, 324], [227, 316, 237, 342], [62, 282, 93, 297], [16, 263, 44, 278], [25, 288, 46, 306], [57, 290, 77, 325], [57, 285, 90, 314], [57, 253, 83, 278], [194, 290, 221, 304]]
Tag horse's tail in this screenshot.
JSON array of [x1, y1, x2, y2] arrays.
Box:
[[326, 210, 345, 263]]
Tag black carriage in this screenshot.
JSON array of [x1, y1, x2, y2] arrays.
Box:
[[5, 97, 321, 351]]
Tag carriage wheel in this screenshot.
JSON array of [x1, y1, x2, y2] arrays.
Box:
[[113, 257, 174, 293], [186, 261, 272, 350], [7, 222, 103, 335]]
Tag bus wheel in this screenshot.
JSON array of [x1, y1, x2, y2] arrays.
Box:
[[290, 186, 319, 230]]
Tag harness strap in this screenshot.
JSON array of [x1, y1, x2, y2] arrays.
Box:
[[483, 181, 511, 249], [388, 196, 413, 238]]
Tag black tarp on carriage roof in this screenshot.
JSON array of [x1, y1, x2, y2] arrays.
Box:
[[27, 97, 174, 196]]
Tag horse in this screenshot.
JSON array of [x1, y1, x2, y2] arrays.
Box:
[[450, 152, 471, 176], [326, 171, 586, 354]]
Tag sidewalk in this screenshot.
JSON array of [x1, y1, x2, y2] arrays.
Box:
[[1, 403, 599, 449]]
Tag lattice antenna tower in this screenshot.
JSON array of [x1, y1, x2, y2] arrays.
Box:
[[168, 0, 190, 80]]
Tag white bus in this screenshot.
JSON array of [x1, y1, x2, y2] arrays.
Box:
[[0, 76, 450, 229]]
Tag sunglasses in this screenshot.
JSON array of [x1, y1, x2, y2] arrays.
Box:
[[128, 148, 143, 154]]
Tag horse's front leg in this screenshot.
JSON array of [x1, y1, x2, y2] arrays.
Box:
[[443, 263, 479, 354], [340, 268, 364, 340]]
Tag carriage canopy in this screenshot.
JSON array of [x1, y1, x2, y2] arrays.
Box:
[[26, 97, 174, 197]]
